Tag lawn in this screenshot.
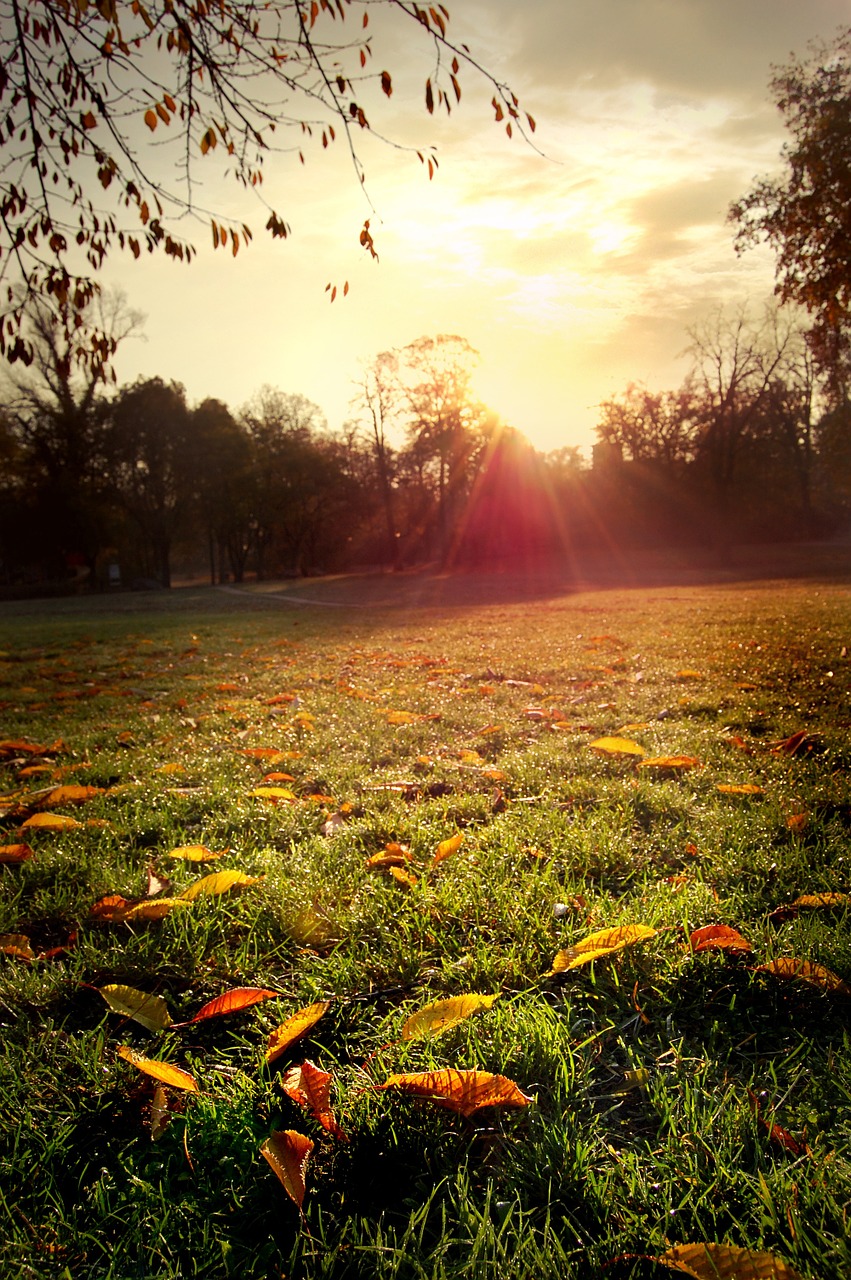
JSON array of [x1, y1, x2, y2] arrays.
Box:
[[1, 568, 850, 1280]]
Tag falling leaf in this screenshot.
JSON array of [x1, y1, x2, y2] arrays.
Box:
[[260, 1130, 313, 1208], [280, 1060, 347, 1140], [167, 845, 227, 861], [433, 832, 463, 865], [99, 984, 173, 1032], [400, 993, 499, 1040], [266, 1001, 330, 1065], [375, 1068, 532, 1117], [0, 933, 34, 960], [179, 870, 264, 900], [550, 924, 657, 973], [637, 756, 700, 772], [755, 957, 850, 995], [117, 1045, 199, 1091], [717, 784, 764, 796], [589, 736, 646, 758], [185, 987, 279, 1024], [20, 812, 82, 831], [690, 925, 752, 954], [0, 842, 33, 863], [656, 1241, 804, 1279]]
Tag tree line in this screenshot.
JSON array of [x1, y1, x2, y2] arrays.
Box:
[[1, 294, 849, 596]]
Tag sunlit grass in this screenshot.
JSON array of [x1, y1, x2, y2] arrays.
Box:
[[0, 573, 849, 1278]]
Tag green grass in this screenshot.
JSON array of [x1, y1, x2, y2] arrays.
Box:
[[1, 570, 850, 1279]]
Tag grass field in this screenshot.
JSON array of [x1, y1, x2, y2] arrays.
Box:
[[1, 565, 850, 1280]]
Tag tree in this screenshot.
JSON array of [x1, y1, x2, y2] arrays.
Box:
[[730, 28, 851, 397], [0, 1, 533, 375], [192, 398, 255, 583], [350, 350, 402, 569], [596, 383, 698, 469]]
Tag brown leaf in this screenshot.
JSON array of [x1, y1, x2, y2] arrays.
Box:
[[0, 933, 34, 960], [260, 1129, 313, 1208], [656, 1241, 804, 1279], [118, 1045, 199, 1092], [690, 925, 752, 954], [280, 1060, 347, 1140], [150, 1085, 171, 1142], [755, 957, 850, 995], [186, 987, 279, 1024], [266, 1001, 330, 1065], [376, 1068, 532, 1117]]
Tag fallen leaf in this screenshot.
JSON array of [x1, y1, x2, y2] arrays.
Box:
[[41, 784, 104, 806], [0, 842, 33, 863], [123, 898, 193, 922], [690, 925, 752, 954], [589, 736, 647, 758], [20, 812, 82, 831], [90, 893, 134, 921], [145, 866, 170, 897], [260, 1130, 313, 1208], [401, 993, 499, 1041], [250, 786, 297, 802], [366, 843, 412, 870], [551, 924, 657, 973], [717, 784, 764, 796], [770, 730, 814, 756], [789, 892, 851, 911], [117, 1045, 199, 1091], [286, 906, 334, 946], [280, 1060, 347, 1140], [167, 844, 227, 861], [266, 1001, 330, 1065], [656, 1241, 804, 1279], [0, 933, 34, 960], [747, 1090, 806, 1157], [376, 1068, 532, 1117], [179, 870, 264, 900], [390, 866, 418, 887], [385, 710, 422, 725], [785, 812, 809, 832], [150, 1085, 171, 1141], [185, 987, 279, 1024], [676, 670, 704, 680], [637, 755, 700, 772], [755, 957, 850, 995], [99, 984, 173, 1033], [433, 832, 463, 865]]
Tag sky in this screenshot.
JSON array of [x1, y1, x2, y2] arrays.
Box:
[[101, 0, 851, 455]]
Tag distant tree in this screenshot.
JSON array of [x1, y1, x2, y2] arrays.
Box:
[[730, 28, 851, 398], [0, 1, 533, 376], [105, 377, 193, 587], [350, 351, 402, 569], [596, 383, 698, 468], [192, 399, 255, 583]]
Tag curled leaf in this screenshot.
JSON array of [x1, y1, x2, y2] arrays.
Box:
[[118, 1045, 198, 1092], [260, 1129, 313, 1208], [690, 925, 752, 954], [376, 1068, 532, 1117], [401, 993, 498, 1041], [551, 924, 657, 973], [0, 933, 34, 960], [433, 832, 463, 865], [99, 984, 172, 1032], [187, 987, 279, 1024], [281, 1060, 347, 1140], [266, 1001, 330, 1065]]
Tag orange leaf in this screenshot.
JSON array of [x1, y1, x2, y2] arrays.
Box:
[[90, 893, 134, 921], [390, 866, 418, 887], [144, 108, 158, 131], [376, 1068, 532, 1117], [0, 842, 33, 863], [186, 987, 279, 1024], [21, 812, 82, 831], [41, 784, 103, 806], [385, 710, 421, 725], [0, 933, 34, 960], [280, 1059, 347, 1140], [266, 1001, 330, 1065], [366, 844, 412, 870], [117, 1045, 199, 1091], [690, 925, 752, 954], [260, 1129, 313, 1208], [433, 832, 463, 865], [755, 957, 850, 995]]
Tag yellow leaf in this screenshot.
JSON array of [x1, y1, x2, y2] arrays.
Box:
[[656, 1242, 805, 1279], [390, 866, 418, 888], [21, 812, 82, 831], [717, 784, 763, 796], [755, 958, 850, 995], [433, 832, 463, 865], [637, 756, 700, 772], [589, 737, 646, 758], [167, 845, 227, 861], [366, 845, 412, 870], [99, 984, 172, 1032], [401, 993, 499, 1041], [156, 763, 185, 775], [790, 892, 851, 910], [266, 1001, 330, 1065], [260, 1129, 313, 1207], [550, 924, 657, 973], [385, 710, 420, 725], [376, 1068, 532, 1117], [250, 786, 297, 802], [123, 898, 193, 922], [117, 1045, 198, 1092], [676, 670, 704, 680], [179, 870, 264, 900], [286, 907, 334, 947]]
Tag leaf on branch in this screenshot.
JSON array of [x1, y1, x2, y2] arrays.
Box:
[[550, 924, 657, 973], [381, 71, 392, 97], [260, 1130, 313, 1207], [99, 984, 172, 1032], [266, 1001, 330, 1065], [425, 79, 434, 114], [81, 112, 97, 130], [280, 1060, 347, 1140], [185, 987, 279, 1024], [376, 1069, 532, 1117], [117, 1045, 199, 1092], [655, 1242, 805, 1279], [400, 993, 498, 1041]]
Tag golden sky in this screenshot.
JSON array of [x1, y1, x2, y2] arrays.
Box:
[[103, 0, 850, 454]]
